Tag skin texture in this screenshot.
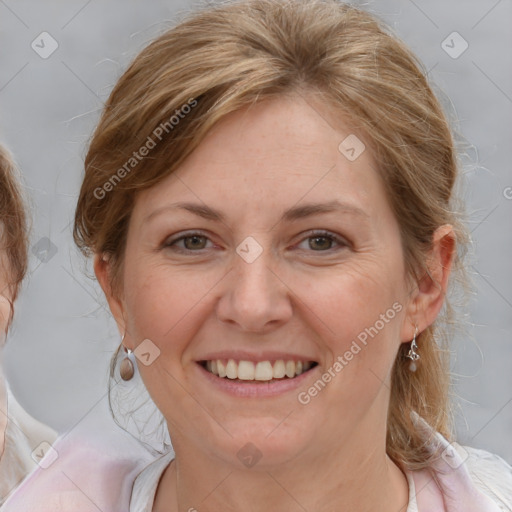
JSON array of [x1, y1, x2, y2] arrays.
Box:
[[96, 93, 455, 512]]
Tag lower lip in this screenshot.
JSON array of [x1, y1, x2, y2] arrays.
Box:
[[195, 363, 317, 398]]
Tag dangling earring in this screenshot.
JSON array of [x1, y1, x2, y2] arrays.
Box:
[[119, 333, 135, 381], [406, 325, 420, 372]]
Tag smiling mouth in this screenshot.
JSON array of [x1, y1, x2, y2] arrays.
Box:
[[199, 359, 318, 382]]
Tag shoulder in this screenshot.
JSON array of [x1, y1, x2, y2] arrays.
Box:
[[0, 413, 157, 512], [409, 443, 512, 512], [464, 445, 512, 510], [410, 412, 512, 511]]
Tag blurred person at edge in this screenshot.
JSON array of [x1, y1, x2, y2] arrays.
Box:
[[0, 145, 57, 505], [3, 1, 512, 511]]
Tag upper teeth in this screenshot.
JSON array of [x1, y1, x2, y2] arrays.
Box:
[[205, 359, 313, 381]]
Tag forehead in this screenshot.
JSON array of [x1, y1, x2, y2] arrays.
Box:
[[133, 94, 389, 224]]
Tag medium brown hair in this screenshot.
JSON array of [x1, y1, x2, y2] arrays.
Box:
[[74, 0, 470, 469], [0, 144, 28, 310]]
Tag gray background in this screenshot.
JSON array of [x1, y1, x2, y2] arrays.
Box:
[[0, 0, 511, 462]]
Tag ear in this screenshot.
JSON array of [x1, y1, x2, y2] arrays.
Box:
[[401, 224, 456, 342], [94, 253, 127, 342]]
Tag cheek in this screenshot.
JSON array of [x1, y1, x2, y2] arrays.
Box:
[[293, 267, 405, 425], [122, 262, 219, 357], [294, 259, 404, 344]]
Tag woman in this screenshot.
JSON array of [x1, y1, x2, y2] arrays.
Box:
[[2, 0, 511, 510], [0, 145, 57, 504]]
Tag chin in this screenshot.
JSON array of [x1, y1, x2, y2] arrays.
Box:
[[206, 417, 312, 470]]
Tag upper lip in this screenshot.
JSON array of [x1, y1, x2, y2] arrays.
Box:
[[196, 350, 319, 363]]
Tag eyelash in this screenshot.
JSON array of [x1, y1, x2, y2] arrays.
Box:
[[163, 230, 349, 254]]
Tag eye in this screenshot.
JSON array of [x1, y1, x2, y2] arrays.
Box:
[[162, 229, 349, 254], [163, 231, 214, 252], [295, 230, 349, 252]]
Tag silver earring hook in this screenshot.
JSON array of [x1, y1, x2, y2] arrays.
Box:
[[406, 325, 420, 372]]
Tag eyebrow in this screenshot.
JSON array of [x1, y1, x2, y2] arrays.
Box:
[[143, 200, 370, 225]]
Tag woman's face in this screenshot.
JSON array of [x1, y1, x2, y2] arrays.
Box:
[[101, 94, 424, 468]]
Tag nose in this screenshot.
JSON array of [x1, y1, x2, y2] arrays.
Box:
[[215, 246, 293, 333]]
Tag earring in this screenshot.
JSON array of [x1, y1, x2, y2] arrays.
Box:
[[406, 326, 420, 372], [119, 334, 135, 381]]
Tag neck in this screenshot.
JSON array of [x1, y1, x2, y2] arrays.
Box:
[[154, 423, 409, 512]]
